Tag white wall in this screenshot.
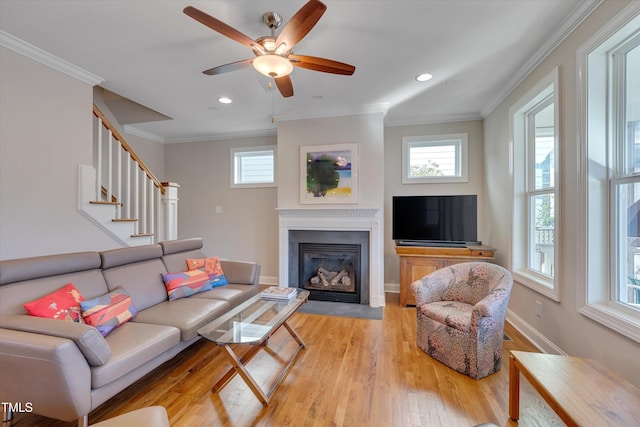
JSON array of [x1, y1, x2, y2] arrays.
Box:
[[383, 120, 485, 287], [0, 47, 120, 259], [484, 0, 640, 387], [163, 136, 279, 280]]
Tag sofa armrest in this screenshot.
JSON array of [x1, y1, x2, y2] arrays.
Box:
[[220, 260, 261, 286], [0, 314, 111, 366], [0, 328, 92, 422]]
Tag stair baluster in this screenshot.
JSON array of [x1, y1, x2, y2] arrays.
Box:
[[88, 105, 174, 245]]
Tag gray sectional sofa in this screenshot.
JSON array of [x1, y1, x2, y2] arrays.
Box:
[[0, 238, 260, 426]]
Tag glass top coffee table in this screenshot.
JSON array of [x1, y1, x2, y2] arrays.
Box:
[[197, 288, 309, 406]]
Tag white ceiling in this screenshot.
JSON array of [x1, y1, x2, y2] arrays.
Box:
[[0, 0, 598, 143]]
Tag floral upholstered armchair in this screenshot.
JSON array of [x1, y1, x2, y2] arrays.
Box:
[[410, 262, 513, 379]]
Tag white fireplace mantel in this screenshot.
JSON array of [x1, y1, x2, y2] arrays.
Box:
[[277, 208, 384, 307]]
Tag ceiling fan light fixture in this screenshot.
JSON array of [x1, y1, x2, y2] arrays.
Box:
[[253, 54, 293, 78]]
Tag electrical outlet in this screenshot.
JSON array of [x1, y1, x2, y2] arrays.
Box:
[[215, 205, 223, 214], [535, 301, 542, 317]]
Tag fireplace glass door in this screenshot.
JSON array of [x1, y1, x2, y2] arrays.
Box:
[[298, 243, 360, 303]]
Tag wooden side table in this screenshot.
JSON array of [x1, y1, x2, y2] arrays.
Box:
[[509, 350, 640, 426], [395, 245, 495, 306]]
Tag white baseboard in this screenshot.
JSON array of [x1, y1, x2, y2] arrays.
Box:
[[259, 276, 279, 286], [506, 309, 566, 355], [385, 282, 400, 294]]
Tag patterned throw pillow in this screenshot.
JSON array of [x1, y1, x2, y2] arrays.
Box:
[[24, 283, 85, 322], [186, 257, 229, 287], [162, 269, 213, 301], [80, 288, 137, 336]]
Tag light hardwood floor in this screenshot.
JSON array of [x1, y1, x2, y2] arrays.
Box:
[[8, 293, 563, 427]]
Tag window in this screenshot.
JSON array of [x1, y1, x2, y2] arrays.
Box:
[[230, 146, 276, 188], [401, 133, 468, 184], [510, 68, 560, 301], [577, 4, 640, 343]]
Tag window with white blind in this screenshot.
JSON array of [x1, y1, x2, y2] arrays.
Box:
[[230, 146, 276, 188], [401, 133, 468, 184]]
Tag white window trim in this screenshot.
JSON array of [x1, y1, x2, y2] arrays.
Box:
[[509, 67, 561, 301], [401, 133, 468, 184], [576, 2, 640, 343], [230, 145, 277, 189]]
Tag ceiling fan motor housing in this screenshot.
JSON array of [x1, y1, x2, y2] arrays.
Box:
[[263, 12, 283, 31]]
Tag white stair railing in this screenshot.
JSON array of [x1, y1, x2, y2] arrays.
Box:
[[92, 105, 176, 243]]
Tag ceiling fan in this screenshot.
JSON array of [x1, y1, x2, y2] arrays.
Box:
[[183, 0, 356, 98]]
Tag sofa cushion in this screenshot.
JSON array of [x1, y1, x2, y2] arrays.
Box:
[[24, 283, 85, 322], [161, 251, 207, 275], [0, 251, 101, 285], [161, 270, 212, 301], [0, 252, 109, 316], [189, 284, 259, 309], [132, 298, 230, 341], [160, 238, 204, 255], [0, 314, 112, 366], [81, 288, 138, 337], [91, 322, 180, 388], [101, 256, 168, 312], [186, 257, 229, 287]]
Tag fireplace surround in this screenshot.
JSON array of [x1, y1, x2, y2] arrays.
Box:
[[277, 208, 384, 307]]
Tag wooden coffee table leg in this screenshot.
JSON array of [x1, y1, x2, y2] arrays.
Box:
[[283, 319, 305, 348], [221, 344, 269, 406], [212, 343, 262, 394], [509, 354, 520, 421]]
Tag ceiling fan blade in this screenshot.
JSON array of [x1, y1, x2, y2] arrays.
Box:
[[275, 0, 327, 52], [289, 54, 355, 75], [274, 75, 294, 97], [203, 58, 254, 76], [184, 6, 258, 50]]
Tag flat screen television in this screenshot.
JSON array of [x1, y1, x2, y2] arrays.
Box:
[[392, 195, 478, 247]]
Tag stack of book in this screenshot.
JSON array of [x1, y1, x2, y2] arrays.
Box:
[[261, 286, 297, 301]]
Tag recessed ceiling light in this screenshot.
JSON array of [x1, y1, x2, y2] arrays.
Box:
[[415, 73, 433, 82], [218, 97, 233, 104]]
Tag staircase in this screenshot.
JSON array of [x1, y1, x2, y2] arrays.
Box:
[[78, 105, 178, 246]]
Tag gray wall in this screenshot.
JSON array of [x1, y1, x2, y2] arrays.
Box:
[[483, 0, 640, 387], [276, 113, 385, 210], [383, 120, 485, 289], [164, 136, 279, 281]]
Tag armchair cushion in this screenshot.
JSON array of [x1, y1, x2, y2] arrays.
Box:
[[421, 301, 473, 333]]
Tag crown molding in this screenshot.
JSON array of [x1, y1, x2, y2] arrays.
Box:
[[164, 127, 277, 144], [384, 112, 483, 128], [0, 30, 104, 86], [274, 103, 389, 123], [480, 0, 604, 118]]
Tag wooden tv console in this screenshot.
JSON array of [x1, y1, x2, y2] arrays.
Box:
[[395, 244, 496, 306]]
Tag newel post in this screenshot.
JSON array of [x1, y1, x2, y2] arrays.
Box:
[[160, 182, 180, 241]]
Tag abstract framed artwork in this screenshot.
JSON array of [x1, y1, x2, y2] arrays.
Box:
[[300, 143, 359, 204]]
